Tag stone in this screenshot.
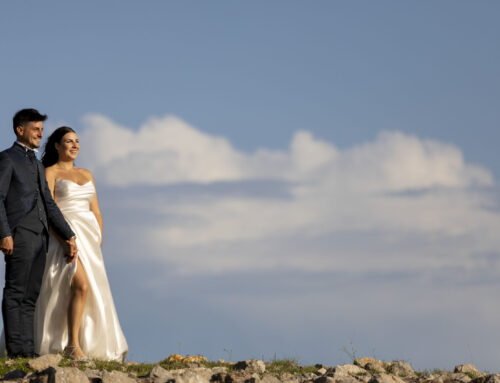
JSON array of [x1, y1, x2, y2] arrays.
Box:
[[444, 373, 472, 383], [212, 367, 229, 374], [327, 364, 366, 378], [261, 375, 282, 383], [3, 369, 27, 379], [212, 371, 257, 383], [356, 375, 373, 383], [51, 367, 90, 383], [317, 368, 327, 375], [280, 372, 302, 383], [454, 365, 481, 376], [173, 367, 213, 383], [369, 373, 407, 383], [314, 377, 336, 383], [336, 377, 363, 383], [234, 359, 266, 374], [354, 358, 377, 369], [302, 372, 318, 380], [102, 370, 137, 383], [83, 369, 102, 381], [28, 353, 63, 372], [167, 354, 185, 362], [149, 364, 175, 383], [485, 375, 500, 383], [386, 361, 415, 377]]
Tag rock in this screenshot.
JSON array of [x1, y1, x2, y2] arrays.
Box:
[[280, 372, 302, 383], [149, 364, 175, 383], [356, 375, 373, 383], [369, 373, 407, 383], [454, 365, 481, 376], [234, 359, 266, 374], [386, 361, 415, 377], [28, 353, 63, 372], [366, 362, 387, 374], [337, 377, 363, 383], [83, 369, 102, 381], [444, 373, 472, 383], [354, 358, 377, 369], [327, 364, 366, 378], [212, 371, 258, 383], [212, 367, 229, 374], [102, 370, 136, 383], [3, 369, 27, 379], [173, 367, 213, 383], [317, 368, 327, 375], [302, 372, 318, 380], [315, 377, 336, 383], [261, 376, 282, 383], [50, 367, 90, 383], [485, 375, 500, 383], [167, 354, 185, 362]]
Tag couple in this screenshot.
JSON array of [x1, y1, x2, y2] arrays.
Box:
[[0, 108, 127, 361]]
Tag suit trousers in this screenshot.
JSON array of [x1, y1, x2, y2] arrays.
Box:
[[2, 227, 47, 356]]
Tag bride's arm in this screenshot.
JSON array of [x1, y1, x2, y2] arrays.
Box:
[[44, 166, 57, 198], [85, 169, 104, 246]]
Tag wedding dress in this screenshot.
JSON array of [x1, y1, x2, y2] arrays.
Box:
[[34, 178, 128, 361]]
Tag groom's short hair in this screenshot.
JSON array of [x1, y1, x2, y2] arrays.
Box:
[[13, 108, 48, 134]]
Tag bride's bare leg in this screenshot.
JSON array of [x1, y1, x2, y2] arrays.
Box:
[[66, 257, 88, 359]]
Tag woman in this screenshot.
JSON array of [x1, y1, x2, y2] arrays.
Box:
[[34, 126, 127, 361]]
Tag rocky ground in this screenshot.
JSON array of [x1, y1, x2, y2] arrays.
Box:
[[0, 355, 496, 383]]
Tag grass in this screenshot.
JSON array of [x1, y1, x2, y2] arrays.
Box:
[[265, 358, 318, 375], [0, 355, 321, 379], [0, 356, 33, 377], [0, 355, 488, 380]]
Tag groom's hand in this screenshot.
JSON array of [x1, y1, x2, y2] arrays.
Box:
[[0, 236, 13, 256], [65, 236, 78, 263]]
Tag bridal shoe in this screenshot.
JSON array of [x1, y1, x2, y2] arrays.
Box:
[[63, 345, 88, 362]]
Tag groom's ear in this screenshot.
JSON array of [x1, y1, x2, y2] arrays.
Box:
[[15, 125, 23, 137]]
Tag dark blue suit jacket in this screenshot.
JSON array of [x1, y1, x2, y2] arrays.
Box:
[[0, 143, 75, 240]]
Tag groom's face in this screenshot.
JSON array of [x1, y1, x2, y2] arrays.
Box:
[[16, 121, 44, 149]]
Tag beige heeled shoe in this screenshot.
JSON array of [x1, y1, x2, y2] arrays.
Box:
[[63, 345, 88, 362]]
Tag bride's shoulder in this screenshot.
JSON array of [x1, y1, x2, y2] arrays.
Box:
[[44, 165, 59, 178], [77, 168, 95, 182]]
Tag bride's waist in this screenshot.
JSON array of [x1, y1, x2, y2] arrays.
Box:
[[57, 205, 93, 215]]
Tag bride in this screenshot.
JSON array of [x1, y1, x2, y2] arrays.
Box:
[[34, 126, 127, 361]]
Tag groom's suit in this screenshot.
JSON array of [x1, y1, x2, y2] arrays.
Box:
[[0, 142, 75, 356]]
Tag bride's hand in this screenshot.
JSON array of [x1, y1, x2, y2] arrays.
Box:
[[65, 236, 78, 263]]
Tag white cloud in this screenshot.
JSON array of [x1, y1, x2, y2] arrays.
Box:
[[75, 113, 500, 370], [78, 113, 499, 277]]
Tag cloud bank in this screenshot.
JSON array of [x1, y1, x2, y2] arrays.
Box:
[[78, 114, 499, 277], [73, 113, 500, 369]]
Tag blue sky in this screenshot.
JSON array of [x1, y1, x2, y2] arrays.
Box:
[[1, 0, 500, 371]]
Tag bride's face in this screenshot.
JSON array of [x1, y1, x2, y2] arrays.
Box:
[[56, 132, 80, 161]]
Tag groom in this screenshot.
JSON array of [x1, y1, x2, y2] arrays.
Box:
[[0, 108, 78, 358]]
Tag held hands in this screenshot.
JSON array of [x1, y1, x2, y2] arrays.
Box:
[[64, 236, 78, 263], [0, 236, 13, 256]]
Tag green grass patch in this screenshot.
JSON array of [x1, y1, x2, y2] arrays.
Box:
[[0, 357, 34, 377]]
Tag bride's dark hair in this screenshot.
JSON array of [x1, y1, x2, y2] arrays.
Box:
[[42, 126, 76, 168]]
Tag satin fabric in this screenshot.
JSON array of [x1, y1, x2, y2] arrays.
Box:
[[34, 179, 128, 361]]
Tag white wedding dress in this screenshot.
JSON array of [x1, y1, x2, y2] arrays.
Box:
[[34, 179, 128, 361]]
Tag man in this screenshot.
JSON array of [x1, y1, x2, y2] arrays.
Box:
[[0, 108, 77, 358]]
